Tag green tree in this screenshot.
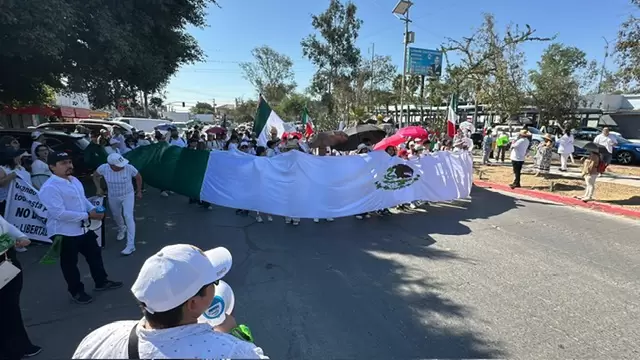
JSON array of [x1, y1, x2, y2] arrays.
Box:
[[529, 43, 597, 126], [232, 98, 258, 123], [0, 0, 72, 105], [0, 0, 217, 107], [191, 102, 215, 114], [301, 0, 362, 115], [276, 93, 309, 120], [615, 0, 640, 91], [239, 46, 296, 104], [442, 13, 551, 123]]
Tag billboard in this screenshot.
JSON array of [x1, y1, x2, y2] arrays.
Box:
[[407, 48, 443, 78]]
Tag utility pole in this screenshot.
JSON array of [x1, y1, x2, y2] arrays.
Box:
[[369, 43, 375, 112], [597, 37, 610, 94]]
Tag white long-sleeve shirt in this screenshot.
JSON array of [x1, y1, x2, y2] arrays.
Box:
[[0, 215, 27, 246], [510, 138, 530, 161], [39, 175, 95, 237]]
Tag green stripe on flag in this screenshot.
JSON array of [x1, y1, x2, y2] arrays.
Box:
[[85, 142, 209, 200], [253, 95, 272, 134]]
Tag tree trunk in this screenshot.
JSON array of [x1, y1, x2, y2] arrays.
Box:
[[143, 91, 149, 118]]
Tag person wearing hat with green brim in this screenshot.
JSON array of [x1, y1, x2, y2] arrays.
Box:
[[39, 151, 123, 304], [72, 245, 267, 359]]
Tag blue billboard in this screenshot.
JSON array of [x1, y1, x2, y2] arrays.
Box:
[[407, 48, 443, 78]]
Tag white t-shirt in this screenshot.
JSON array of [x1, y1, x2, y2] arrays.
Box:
[[593, 134, 617, 154], [30, 159, 52, 189], [96, 163, 138, 198], [72, 320, 267, 359], [169, 137, 187, 148], [510, 138, 530, 161]]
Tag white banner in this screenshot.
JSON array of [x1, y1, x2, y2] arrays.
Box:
[[201, 150, 474, 219], [5, 177, 104, 246]]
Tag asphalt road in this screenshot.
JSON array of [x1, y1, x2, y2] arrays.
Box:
[[17, 187, 640, 359]]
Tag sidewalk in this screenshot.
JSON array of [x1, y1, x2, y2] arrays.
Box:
[[474, 159, 640, 188]]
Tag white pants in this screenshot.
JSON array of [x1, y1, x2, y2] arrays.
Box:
[[108, 192, 135, 247], [560, 153, 570, 170], [583, 174, 597, 200]]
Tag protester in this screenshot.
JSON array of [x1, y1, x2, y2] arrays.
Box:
[[136, 130, 151, 146], [106, 138, 121, 154], [580, 150, 600, 202], [168, 127, 187, 147], [39, 151, 123, 304], [0, 148, 31, 228], [557, 128, 574, 171], [494, 131, 509, 163], [481, 129, 493, 165], [281, 138, 302, 225], [31, 144, 52, 190], [93, 153, 142, 256], [30, 131, 47, 159], [354, 144, 372, 220], [0, 215, 41, 359], [533, 134, 554, 177], [509, 129, 531, 189], [71, 244, 268, 359], [593, 127, 617, 170]]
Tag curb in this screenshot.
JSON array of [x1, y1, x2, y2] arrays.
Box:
[[474, 180, 640, 220]]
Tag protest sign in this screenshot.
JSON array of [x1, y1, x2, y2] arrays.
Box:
[[5, 176, 105, 247]]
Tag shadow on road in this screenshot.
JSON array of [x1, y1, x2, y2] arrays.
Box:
[[16, 186, 535, 358]]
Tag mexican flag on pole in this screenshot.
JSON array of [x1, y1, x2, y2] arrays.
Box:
[[301, 106, 315, 137], [446, 94, 459, 138], [253, 95, 287, 146]]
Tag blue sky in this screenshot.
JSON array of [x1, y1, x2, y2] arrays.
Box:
[[165, 0, 635, 107]]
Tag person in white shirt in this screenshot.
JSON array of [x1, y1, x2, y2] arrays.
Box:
[[39, 151, 122, 304], [136, 130, 151, 146], [168, 127, 187, 147], [72, 244, 268, 360], [30, 131, 47, 159], [0, 148, 32, 248], [112, 128, 128, 153], [93, 153, 142, 256], [30, 144, 52, 190], [556, 128, 574, 171], [0, 215, 41, 359], [593, 127, 617, 166], [106, 138, 121, 154], [509, 129, 531, 189]]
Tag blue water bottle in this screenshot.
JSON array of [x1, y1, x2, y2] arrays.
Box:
[[95, 205, 105, 214]]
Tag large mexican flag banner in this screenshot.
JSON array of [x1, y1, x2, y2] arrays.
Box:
[[85, 143, 473, 219]]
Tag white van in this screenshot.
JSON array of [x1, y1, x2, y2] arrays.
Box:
[[113, 117, 169, 133]]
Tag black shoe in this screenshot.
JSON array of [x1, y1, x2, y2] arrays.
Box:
[[95, 280, 123, 292], [71, 292, 93, 304], [23, 345, 42, 358]]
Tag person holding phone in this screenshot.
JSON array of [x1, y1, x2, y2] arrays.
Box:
[[39, 151, 123, 305]]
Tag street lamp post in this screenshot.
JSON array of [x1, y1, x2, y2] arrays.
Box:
[[392, 0, 413, 129]]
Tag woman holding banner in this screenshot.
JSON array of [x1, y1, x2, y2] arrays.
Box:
[[0, 148, 32, 253], [0, 215, 42, 359]]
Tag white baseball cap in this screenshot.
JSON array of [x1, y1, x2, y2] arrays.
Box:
[[131, 245, 232, 314], [107, 153, 129, 167]]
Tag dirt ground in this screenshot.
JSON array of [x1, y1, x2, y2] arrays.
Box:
[[475, 163, 640, 210]]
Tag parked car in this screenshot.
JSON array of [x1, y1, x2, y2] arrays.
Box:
[[0, 129, 94, 176], [36, 121, 113, 137], [79, 119, 135, 134], [561, 129, 640, 165]]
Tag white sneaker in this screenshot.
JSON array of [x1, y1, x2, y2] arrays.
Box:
[[285, 217, 292, 224], [326, 218, 334, 222], [15, 247, 27, 253], [356, 215, 363, 220], [365, 213, 371, 219], [169, 191, 175, 195], [160, 191, 169, 197], [292, 219, 300, 226], [121, 246, 135, 256], [207, 205, 213, 210], [116, 231, 126, 241], [267, 215, 273, 222], [256, 215, 263, 223], [410, 203, 417, 209], [313, 218, 320, 223]]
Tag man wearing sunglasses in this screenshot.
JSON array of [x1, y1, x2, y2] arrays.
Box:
[[72, 245, 267, 359]]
